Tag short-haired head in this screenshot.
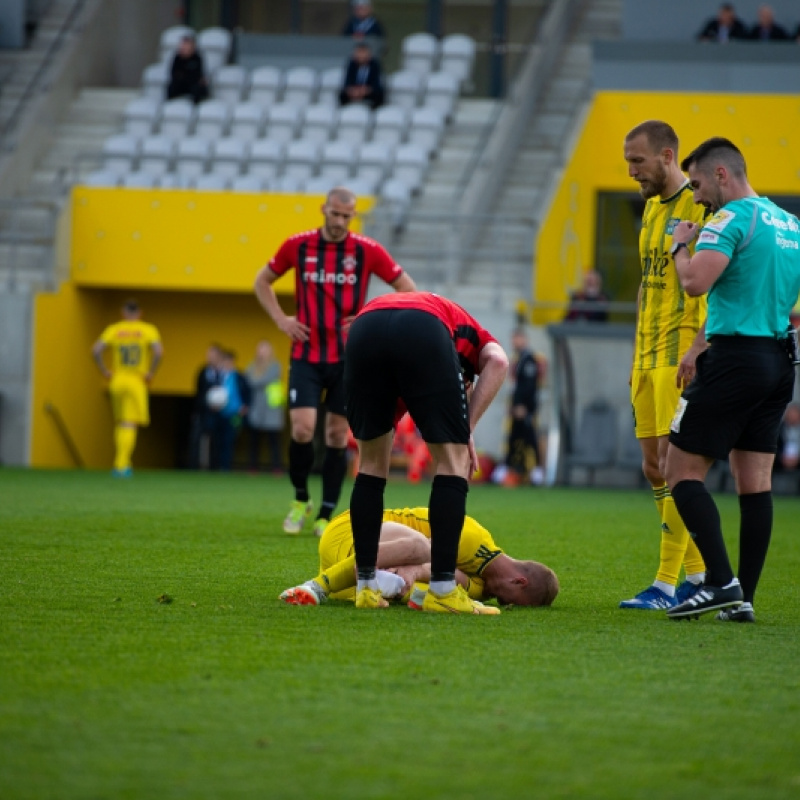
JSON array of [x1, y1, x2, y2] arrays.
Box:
[[326, 186, 357, 207], [680, 137, 747, 179], [624, 120, 679, 157], [510, 560, 560, 606], [122, 299, 140, 318]]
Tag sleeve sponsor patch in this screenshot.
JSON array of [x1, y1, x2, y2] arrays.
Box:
[[698, 231, 720, 245], [703, 209, 735, 233]]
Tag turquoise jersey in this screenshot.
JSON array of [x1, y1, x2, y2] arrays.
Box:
[[696, 196, 800, 338]]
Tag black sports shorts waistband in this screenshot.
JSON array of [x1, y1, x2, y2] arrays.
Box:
[[708, 335, 785, 351]]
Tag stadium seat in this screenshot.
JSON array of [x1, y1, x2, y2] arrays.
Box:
[[158, 173, 188, 189], [303, 176, 338, 196], [319, 140, 357, 184], [230, 174, 264, 193], [198, 27, 232, 69], [388, 70, 423, 111], [318, 66, 344, 107], [439, 34, 476, 87], [272, 174, 305, 193], [407, 106, 446, 157], [121, 171, 157, 189], [346, 175, 379, 197], [194, 173, 229, 191], [563, 398, 618, 486], [356, 141, 393, 187], [102, 134, 139, 177], [372, 105, 408, 149], [124, 97, 161, 137], [159, 25, 194, 63], [303, 104, 338, 145], [379, 178, 413, 229], [266, 103, 302, 145], [174, 136, 212, 181], [283, 139, 321, 182], [159, 98, 195, 140], [83, 170, 119, 187], [401, 32, 439, 75], [212, 65, 248, 106], [139, 136, 175, 176], [283, 66, 319, 107], [247, 139, 284, 183], [194, 100, 230, 139], [617, 423, 646, 487], [389, 143, 429, 194], [249, 66, 284, 107], [423, 71, 460, 121], [336, 103, 372, 146], [142, 62, 170, 102], [211, 137, 248, 181], [229, 102, 267, 142]]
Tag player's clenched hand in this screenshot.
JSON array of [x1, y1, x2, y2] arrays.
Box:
[[341, 315, 356, 334], [279, 316, 310, 341], [468, 435, 479, 478], [672, 220, 698, 245]]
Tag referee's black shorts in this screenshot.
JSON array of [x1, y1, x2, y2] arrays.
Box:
[[669, 335, 796, 460], [344, 308, 470, 444]]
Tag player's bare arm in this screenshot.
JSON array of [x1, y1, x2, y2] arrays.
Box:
[[469, 343, 509, 432], [146, 342, 164, 383], [391, 271, 417, 292], [254, 264, 310, 341], [672, 220, 730, 295], [676, 321, 707, 388], [91, 341, 111, 380]]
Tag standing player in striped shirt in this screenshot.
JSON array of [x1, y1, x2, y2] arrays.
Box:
[[619, 120, 709, 610], [254, 187, 416, 536]]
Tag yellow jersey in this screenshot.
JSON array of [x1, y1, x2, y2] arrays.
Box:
[[99, 320, 161, 377], [634, 183, 707, 370]]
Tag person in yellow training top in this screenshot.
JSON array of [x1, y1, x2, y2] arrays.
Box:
[[279, 506, 560, 610], [92, 299, 163, 477], [620, 120, 708, 610]]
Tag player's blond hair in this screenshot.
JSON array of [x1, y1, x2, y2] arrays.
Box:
[[518, 561, 560, 606]]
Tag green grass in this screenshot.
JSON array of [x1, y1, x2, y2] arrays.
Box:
[[1, 468, 799, 800]]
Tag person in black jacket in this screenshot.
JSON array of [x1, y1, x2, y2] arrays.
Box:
[[697, 3, 748, 42], [338, 41, 385, 110], [748, 5, 789, 40], [188, 343, 223, 469], [167, 34, 209, 104], [341, 1, 385, 40]]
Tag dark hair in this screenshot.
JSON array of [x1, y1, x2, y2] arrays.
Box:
[[680, 136, 747, 178], [625, 120, 679, 156], [123, 299, 139, 313]]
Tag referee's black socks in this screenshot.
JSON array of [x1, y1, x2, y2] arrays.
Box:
[[351, 472, 386, 581], [671, 480, 734, 587], [429, 474, 469, 581], [738, 491, 773, 605]]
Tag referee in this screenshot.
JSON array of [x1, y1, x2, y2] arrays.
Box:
[[664, 137, 800, 622]]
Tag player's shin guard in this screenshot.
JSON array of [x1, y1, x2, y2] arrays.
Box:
[[670, 480, 734, 587], [319, 446, 347, 519], [114, 425, 137, 470], [288, 439, 315, 502], [350, 472, 386, 582], [428, 474, 469, 582], [738, 491, 773, 605]]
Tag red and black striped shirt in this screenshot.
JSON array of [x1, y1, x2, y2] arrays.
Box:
[[357, 292, 498, 383], [269, 229, 403, 364]]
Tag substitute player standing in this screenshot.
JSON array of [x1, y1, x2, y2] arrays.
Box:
[[619, 120, 708, 610], [92, 299, 163, 477], [344, 291, 509, 614], [254, 187, 416, 536], [665, 137, 800, 622]]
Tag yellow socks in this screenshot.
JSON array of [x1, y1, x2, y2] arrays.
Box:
[[315, 554, 357, 595], [113, 425, 137, 471], [654, 484, 704, 586]]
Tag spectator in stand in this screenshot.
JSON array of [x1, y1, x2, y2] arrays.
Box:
[[748, 5, 789, 40], [339, 41, 385, 110], [167, 34, 209, 104], [696, 3, 748, 42], [188, 342, 223, 469], [214, 350, 251, 471], [564, 270, 610, 323], [776, 403, 800, 473], [245, 340, 286, 474], [342, 0, 385, 40]]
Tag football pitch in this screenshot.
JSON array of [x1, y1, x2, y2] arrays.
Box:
[[1, 468, 799, 800]]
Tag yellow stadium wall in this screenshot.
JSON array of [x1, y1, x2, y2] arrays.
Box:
[[30, 190, 373, 469], [534, 91, 800, 324]]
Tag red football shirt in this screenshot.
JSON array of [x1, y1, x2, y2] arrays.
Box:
[[269, 229, 403, 363], [358, 292, 497, 382]]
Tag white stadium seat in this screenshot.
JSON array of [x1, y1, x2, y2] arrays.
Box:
[[283, 66, 318, 107], [211, 137, 248, 180], [423, 71, 460, 121], [266, 103, 302, 145], [440, 34, 476, 86], [194, 100, 230, 139], [139, 136, 175, 176], [249, 66, 284, 107], [102, 134, 139, 176], [124, 97, 161, 137], [212, 65, 248, 106], [247, 139, 284, 183], [229, 102, 267, 142], [407, 106, 446, 157], [174, 136, 212, 180], [388, 70, 424, 111], [142, 62, 170, 102], [372, 105, 408, 149], [390, 143, 429, 194], [159, 98, 195, 140], [336, 103, 372, 146], [318, 66, 345, 107], [303, 104, 338, 145], [401, 32, 439, 75], [283, 139, 321, 182]]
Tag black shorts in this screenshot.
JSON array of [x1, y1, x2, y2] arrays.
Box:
[[669, 336, 796, 460], [288, 359, 346, 415], [344, 308, 470, 444]]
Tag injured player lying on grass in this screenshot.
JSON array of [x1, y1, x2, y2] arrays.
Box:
[[279, 507, 559, 609]]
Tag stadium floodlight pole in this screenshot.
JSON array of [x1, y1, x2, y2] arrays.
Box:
[[490, 0, 508, 99], [426, 0, 443, 38]]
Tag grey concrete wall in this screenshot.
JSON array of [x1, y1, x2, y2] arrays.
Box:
[[622, 0, 800, 40], [0, 291, 33, 466]]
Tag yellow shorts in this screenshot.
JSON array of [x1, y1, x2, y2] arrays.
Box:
[[630, 366, 681, 439], [109, 372, 150, 426]]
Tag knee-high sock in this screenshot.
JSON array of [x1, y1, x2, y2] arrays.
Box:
[[315, 554, 357, 595], [738, 491, 773, 605], [350, 472, 386, 581], [288, 439, 315, 503], [670, 480, 733, 587], [114, 425, 137, 471], [654, 485, 700, 586], [682, 535, 706, 578], [428, 474, 468, 582], [319, 446, 347, 520]]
